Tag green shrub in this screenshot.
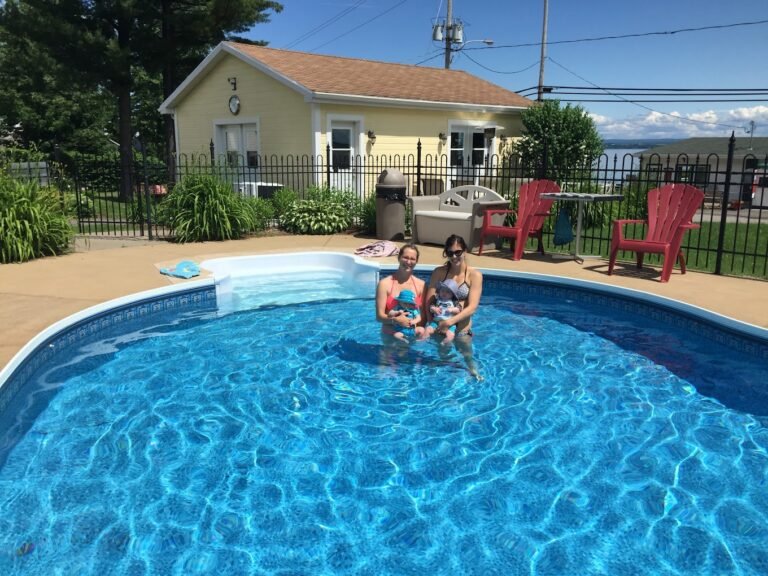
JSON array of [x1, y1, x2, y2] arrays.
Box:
[[271, 188, 298, 227], [62, 191, 96, 218], [360, 194, 376, 234], [162, 174, 254, 242], [244, 197, 275, 233], [281, 198, 351, 234], [304, 185, 365, 226], [0, 176, 73, 263]]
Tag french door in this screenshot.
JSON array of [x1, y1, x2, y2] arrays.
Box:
[[329, 122, 357, 192]]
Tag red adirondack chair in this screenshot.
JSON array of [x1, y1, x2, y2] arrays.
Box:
[[608, 183, 704, 282], [477, 179, 560, 260]]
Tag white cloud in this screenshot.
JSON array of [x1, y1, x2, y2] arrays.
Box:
[[593, 105, 766, 139]]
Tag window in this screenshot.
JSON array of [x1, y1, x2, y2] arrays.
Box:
[[331, 128, 351, 170], [450, 131, 465, 167], [219, 123, 259, 168], [674, 163, 709, 186], [449, 129, 488, 167]]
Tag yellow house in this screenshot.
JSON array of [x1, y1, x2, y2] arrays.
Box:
[[160, 41, 532, 194]]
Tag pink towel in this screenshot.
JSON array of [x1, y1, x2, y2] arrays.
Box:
[[354, 240, 400, 258]]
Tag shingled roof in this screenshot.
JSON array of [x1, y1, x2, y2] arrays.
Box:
[[160, 42, 532, 113], [227, 42, 531, 108]]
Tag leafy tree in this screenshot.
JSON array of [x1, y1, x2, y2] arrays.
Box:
[[0, 17, 113, 154], [513, 100, 603, 183], [0, 0, 282, 200]]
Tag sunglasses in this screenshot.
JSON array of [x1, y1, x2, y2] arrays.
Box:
[[446, 249, 464, 258]]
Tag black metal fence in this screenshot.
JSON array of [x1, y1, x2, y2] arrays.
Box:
[[3, 139, 767, 279]]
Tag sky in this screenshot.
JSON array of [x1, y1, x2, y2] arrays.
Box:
[[244, 0, 768, 141]]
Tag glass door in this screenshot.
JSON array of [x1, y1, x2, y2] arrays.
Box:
[[218, 123, 260, 193], [449, 127, 487, 188], [330, 122, 356, 192]]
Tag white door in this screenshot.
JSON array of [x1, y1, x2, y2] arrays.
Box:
[[449, 127, 488, 188], [330, 122, 356, 191], [218, 123, 260, 193]]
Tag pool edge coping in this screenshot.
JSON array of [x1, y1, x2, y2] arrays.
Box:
[[2, 253, 767, 394]]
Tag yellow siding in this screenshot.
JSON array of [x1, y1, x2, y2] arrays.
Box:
[[317, 103, 522, 159], [173, 55, 311, 158]]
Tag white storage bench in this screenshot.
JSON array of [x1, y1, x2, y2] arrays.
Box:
[[408, 185, 509, 252]]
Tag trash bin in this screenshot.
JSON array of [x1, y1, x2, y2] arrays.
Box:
[[375, 168, 407, 241]]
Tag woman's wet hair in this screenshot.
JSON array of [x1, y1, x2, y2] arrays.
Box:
[[399, 243, 420, 261]]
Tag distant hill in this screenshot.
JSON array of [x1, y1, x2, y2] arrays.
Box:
[[603, 138, 680, 150]]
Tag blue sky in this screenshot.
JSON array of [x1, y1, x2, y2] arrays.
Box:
[[245, 0, 768, 140]]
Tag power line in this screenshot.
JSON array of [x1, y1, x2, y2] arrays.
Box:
[[311, 0, 410, 51], [283, 0, 367, 49], [542, 86, 768, 92], [462, 19, 768, 51], [460, 51, 539, 74], [550, 98, 768, 103], [413, 50, 445, 66], [547, 57, 748, 130]]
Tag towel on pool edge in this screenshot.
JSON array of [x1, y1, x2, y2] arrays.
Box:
[[160, 260, 200, 279], [354, 240, 400, 258]]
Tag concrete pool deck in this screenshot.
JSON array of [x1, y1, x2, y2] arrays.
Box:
[[1, 233, 767, 371]]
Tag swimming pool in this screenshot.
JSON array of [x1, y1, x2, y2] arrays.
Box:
[[1, 254, 767, 575]]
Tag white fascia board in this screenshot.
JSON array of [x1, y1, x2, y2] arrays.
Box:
[[158, 42, 314, 114], [306, 92, 525, 113]]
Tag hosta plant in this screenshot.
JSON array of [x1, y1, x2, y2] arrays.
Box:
[[281, 199, 351, 234]]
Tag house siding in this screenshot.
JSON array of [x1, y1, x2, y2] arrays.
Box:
[[317, 103, 522, 158], [174, 55, 311, 158]]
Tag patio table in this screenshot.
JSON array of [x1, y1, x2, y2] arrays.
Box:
[[540, 192, 624, 262]]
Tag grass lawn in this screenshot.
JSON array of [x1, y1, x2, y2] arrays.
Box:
[[538, 221, 768, 280]]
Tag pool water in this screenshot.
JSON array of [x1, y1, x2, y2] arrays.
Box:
[[0, 289, 767, 575]]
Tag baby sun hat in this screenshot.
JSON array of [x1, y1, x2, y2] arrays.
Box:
[[395, 289, 417, 305], [437, 279, 460, 299]]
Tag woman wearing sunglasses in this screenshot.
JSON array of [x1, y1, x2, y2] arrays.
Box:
[[424, 234, 483, 379]]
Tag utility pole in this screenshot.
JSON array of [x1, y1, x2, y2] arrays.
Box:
[[746, 120, 756, 150], [537, 0, 549, 101], [444, 0, 453, 69]]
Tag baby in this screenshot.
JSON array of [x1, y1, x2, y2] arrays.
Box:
[[424, 279, 462, 344], [387, 289, 425, 342]]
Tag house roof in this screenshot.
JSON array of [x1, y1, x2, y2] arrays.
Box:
[[160, 42, 532, 113], [640, 137, 768, 158]]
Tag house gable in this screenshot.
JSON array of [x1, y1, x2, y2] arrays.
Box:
[[161, 42, 532, 114]]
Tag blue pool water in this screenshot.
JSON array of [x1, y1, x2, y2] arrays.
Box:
[[1, 283, 767, 575]]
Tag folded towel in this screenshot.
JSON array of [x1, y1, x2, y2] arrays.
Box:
[[160, 260, 200, 279], [354, 240, 400, 258]]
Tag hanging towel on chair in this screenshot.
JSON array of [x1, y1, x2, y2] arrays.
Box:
[[553, 208, 574, 246]]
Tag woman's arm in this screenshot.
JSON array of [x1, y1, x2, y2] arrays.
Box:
[[423, 268, 442, 325], [440, 267, 483, 329], [375, 278, 392, 324]]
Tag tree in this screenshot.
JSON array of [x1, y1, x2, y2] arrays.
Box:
[[513, 100, 603, 183], [0, 0, 282, 201], [0, 15, 114, 154]]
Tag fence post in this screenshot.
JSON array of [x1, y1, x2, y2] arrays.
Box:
[[209, 139, 215, 167], [416, 139, 422, 196], [714, 132, 735, 275], [326, 144, 331, 188], [53, 144, 65, 212]]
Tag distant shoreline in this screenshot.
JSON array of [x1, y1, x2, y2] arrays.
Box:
[[603, 138, 679, 150]]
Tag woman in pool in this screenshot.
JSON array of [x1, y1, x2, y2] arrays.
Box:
[[375, 243, 426, 341], [424, 234, 483, 378]]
